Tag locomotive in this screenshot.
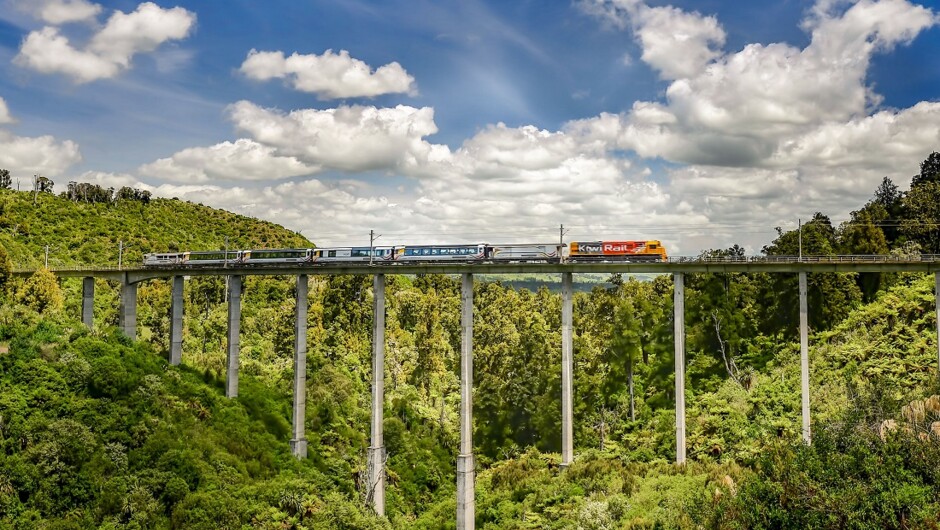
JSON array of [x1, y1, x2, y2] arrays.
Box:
[[143, 240, 666, 267]]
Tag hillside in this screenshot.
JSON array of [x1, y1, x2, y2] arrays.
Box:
[[0, 188, 311, 268], [2, 170, 940, 528], [0, 314, 387, 529]]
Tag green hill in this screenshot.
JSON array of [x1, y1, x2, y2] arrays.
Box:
[[0, 317, 387, 529], [0, 188, 311, 268], [2, 172, 940, 528]]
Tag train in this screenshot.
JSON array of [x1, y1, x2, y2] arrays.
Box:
[[143, 240, 667, 267]]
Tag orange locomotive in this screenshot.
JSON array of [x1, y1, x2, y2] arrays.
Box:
[[568, 240, 667, 262]]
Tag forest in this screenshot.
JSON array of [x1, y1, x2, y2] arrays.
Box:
[[0, 152, 939, 528]]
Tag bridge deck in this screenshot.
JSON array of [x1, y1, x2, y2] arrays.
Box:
[[13, 255, 940, 282]]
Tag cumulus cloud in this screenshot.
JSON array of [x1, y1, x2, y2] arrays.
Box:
[[0, 130, 81, 176], [227, 101, 442, 172], [89, 3, 195, 67], [121, 0, 940, 254], [16, 27, 120, 83], [138, 139, 319, 182], [239, 49, 416, 99], [581, 0, 726, 79], [0, 98, 80, 176], [18, 0, 103, 24], [15, 2, 196, 82], [134, 106, 685, 246], [569, 0, 940, 251], [0, 97, 14, 125], [576, 0, 938, 169]]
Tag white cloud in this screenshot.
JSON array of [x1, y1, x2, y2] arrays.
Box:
[[89, 2, 195, 67], [582, 0, 726, 79], [131, 110, 686, 247], [15, 2, 196, 83], [239, 49, 416, 99], [568, 0, 940, 251], [0, 130, 81, 176], [227, 101, 442, 172], [15, 27, 120, 83], [573, 0, 938, 169], [138, 138, 319, 182], [0, 97, 14, 124], [68, 0, 940, 255], [19, 0, 103, 24]]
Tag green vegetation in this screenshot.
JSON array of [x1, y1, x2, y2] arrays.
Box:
[[1, 152, 940, 528], [0, 188, 310, 268]]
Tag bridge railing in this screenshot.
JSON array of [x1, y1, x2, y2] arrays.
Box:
[[668, 254, 940, 264], [13, 265, 123, 274], [12, 254, 940, 274]]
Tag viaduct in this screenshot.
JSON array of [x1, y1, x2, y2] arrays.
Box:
[[16, 257, 940, 529]]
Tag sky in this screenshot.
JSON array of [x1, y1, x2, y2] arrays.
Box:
[[0, 0, 938, 255]]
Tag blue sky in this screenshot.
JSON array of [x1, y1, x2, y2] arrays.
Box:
[[0, 0, 938, 253]]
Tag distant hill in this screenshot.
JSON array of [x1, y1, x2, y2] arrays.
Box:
[[0, 188, 311, 268]]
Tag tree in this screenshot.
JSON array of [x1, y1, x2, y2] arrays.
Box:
[[760, 216, 862, 335], [0, 243, 11, 293], [0, 169, 11, 190], [839, 206, 889, 301], [901, 180, 940, 254], [911, 151, 940, 188], [871, 176, 904, 246], [17, 268, 64, 313], [611, 298, 642, 420], [873, 176, 902, 211], [35, 175, 54, 194]]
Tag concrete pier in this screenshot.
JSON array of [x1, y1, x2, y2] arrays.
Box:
[[169, 276, 184, 366], [800, 272, 811, 444], [291, 275, 309, 459], [367, 274, 386, 516], [226, 275, 242, 399], [673, 273, 686, 464], [82, 277, 94, 329], [457, 273, 475, 530], [119, 281, 137, 340], [561, 272, 574, 467]]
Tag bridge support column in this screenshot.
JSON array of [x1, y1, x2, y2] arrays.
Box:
[[457, 273, 475, 530], [368, 274, 386, 516], [226, 275, 242, 399], [169, 276, 184, 366], [119, 281, 137, 340], [800, 272, 811, 444], [674, 273, 686, 464], [291, 275, 308, 459], [82, 277, 94, 329], [935, 272, 939, 376], [561, 272, 574, 467]]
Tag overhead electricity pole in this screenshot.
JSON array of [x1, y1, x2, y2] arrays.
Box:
[[370, 230, 381, 266], [559, 224, 569, 263]]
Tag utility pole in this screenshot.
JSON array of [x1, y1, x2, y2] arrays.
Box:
[[224, 236, 229, 269], [118, 240, 123, 270], [559, 224, 568, 263], [44, 245, 49, 269], [798, 218, 802, 262], [369, 230, 381, 266]]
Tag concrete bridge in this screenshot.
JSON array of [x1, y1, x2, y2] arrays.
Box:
[[15, 256, 940, 529]]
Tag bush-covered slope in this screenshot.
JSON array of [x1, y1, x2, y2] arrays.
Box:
[[0, 309, 387, 529], [0, 189, 311, 268]]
